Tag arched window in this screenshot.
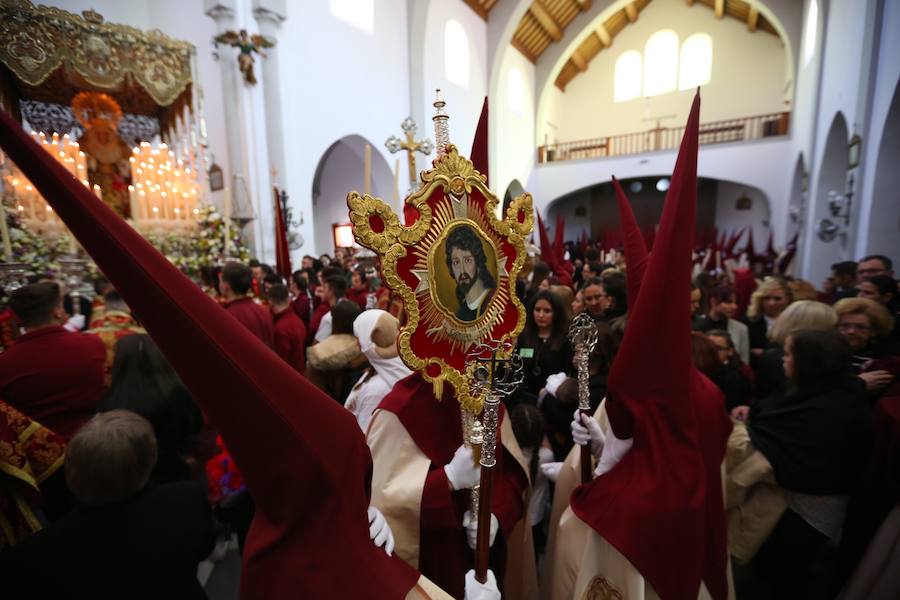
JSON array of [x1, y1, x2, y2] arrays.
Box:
[[802, 0, 818, 67], [643, 30, 678, 97], [614, 51, 642, 103], [329, 0, 374, 34], [444, 20, 469, 87], [679, 33, 712, 90], [507, 68, 525, 116]]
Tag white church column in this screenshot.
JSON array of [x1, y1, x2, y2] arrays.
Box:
[[204, 0, 273, 261], [252, 0, 289, 262]]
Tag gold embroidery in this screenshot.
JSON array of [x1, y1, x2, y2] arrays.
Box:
[[348, 145, 532, 414], [583, 576, 624, 600]]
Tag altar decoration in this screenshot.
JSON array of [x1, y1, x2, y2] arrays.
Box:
[[0, 1, 195, 137]]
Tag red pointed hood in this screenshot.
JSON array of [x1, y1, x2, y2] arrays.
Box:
[[470, 97, 488, 186], [536, 210, 555, 269], [570, 92, 731, 600], [0, 109, 418, 598], [744, 225, 757, 262], [611, 176, 648, 311]]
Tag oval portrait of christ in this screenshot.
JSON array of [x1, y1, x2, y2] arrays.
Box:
[[432, 222, 499, 322]]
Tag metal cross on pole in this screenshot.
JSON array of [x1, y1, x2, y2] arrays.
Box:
[[568, 312, 600, 483], [465, 339, 524, 584], [385, 117, 434, 192]]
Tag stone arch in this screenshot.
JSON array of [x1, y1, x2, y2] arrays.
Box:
[[803, 111, 849, 280], [865, 78, 900, 259], [311, 134, 393, 255]]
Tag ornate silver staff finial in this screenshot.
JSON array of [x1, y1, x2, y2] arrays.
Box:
[[568, 313, 599, 412], [432, 89, 450, 158]]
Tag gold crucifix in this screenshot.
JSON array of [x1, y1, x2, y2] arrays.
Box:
[[385, 117, 434, 192]]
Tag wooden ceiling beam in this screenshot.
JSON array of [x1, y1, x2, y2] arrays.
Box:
[[529, 1, 563, 42], [462, 0, 489, 21], [714, 0, 725, 19], [596, 23, 612, 47], [624, 2, 638, 23], [511, 37, 538, 64], [747, 6, 759, 31], [570, 50, 587, 72]]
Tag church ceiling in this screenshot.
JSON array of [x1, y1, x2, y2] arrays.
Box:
[[496, 0, 779, 92]]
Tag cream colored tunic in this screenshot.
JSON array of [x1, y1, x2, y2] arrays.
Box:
[[368, 408, 539, 600]]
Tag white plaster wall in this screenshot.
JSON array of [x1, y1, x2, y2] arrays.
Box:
[[800, 0, 881, 281], [714, 180, 771, 246], [313, 135, 393, 254], [539, 0, 790, 144], [276, 0, 410, 256], [494, 47, 536, 207], [854, 0, 900, 261], [527, 136, 794, 244], [421, 0, 488, 173]]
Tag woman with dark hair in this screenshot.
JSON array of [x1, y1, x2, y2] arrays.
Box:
[[735, 329, 870, 598], [100, 334, 203, 484], [524, 261, 552, 309], [515, 290, 573, 401], [691, 331, 752, 412], [508, 403, 553, 555]]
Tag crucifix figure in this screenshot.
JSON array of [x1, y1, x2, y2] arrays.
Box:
[[385, 117, 434, 192]]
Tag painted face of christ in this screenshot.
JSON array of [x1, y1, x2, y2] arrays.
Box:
[[444, 225, 496, 322]]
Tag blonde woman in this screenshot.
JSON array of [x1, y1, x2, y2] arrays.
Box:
[[834, 297, 896, 392], [744, 277, 793, 359]]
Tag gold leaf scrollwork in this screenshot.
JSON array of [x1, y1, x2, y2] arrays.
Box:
[[346, 144, 532, 416], [582, 577, 624, 600]]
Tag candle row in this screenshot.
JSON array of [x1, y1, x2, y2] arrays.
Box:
[[128, 141, 201, 223]]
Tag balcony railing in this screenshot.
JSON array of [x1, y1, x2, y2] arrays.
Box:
[[537, 111, 791, 163]]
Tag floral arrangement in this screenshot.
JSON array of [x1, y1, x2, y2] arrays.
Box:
[[2, 201, 252, 282]]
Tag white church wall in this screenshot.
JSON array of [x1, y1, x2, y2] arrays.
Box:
[[854, 0, 900, 261], [800, 0, 883, 282], [277, 0, 410, 256], [421, 0, 488, 166], [494, 47, 536, 207], [538, 0, 790, 146], [527, 136, 794, 244], [312, 136, 393, 256], [714, 181, 771, 248]]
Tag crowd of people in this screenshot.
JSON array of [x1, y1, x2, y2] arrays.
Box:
[[0, 238, 896, 598]]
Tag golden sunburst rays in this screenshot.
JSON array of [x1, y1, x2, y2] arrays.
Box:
[[408, 192, 513, 354]]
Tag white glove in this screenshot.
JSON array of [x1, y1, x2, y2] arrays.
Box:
[[544, 372, 568, 397], [463, 510, 499, 550], [367, 506, 394, 556], [444, 445, 481, 491], [465, 569, 501, 600], [571, 409, 605, 460], [594, 433, 633, 477], [539, 461, 563, 482], [63, 314, 85, 332]]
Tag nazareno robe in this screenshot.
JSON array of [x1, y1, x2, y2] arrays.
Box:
[[368, 373, 539, 600]]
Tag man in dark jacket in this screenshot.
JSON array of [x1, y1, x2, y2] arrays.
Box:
[[220, 261, 275, 348]]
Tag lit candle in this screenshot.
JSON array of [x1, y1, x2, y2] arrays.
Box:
[[93, 184, 101, 199]]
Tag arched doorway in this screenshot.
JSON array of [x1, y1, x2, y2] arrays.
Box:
[[865, 79, 900, 258], [786, 153, 807, 267], [311, 135, 393, 256], [503, 179, 525, 214], [544, 176, 770, 245], [804, 112, 849, 281]]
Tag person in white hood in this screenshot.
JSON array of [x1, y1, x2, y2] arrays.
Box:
[[345, 309, 412, 431]]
